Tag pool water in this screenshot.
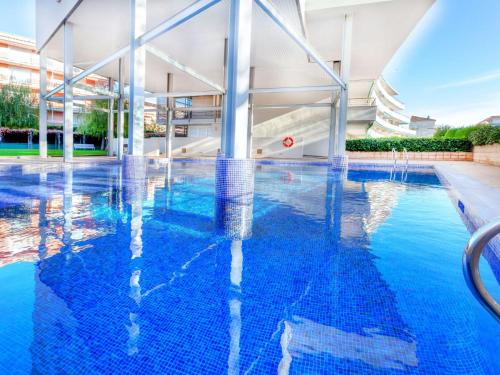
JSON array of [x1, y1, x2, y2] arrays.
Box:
[[0, 162, 498, 374]]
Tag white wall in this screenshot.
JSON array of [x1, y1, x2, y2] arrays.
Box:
[[113, 137, 221, 157]]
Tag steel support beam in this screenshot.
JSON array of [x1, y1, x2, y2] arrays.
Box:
[[39, 49, 48, 158], [250, 85, 338, 94], [107, 77, 115, 156], [173, 106, 222, 112], [146, 46, 224, 93], [254, 103, 330, 109], [63, 22, 74, 163], [221, 37, 228, 154], [224, 0, 253, 159], [48, 95, 117, 101], [128, 0, 147, 156], [255, 0, 345, 89], [138, 0, 221, 46], [246, 66, 255, 158], [45, 0, 223, 99], [165, 73, 174, 159], [336, 14, 353, 155], [328, 103, 337, 162], [145, 90, 222, 98], [117, 58, 125, 160]]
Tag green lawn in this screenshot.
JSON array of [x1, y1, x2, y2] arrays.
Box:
[[0, 149, 108, 157]]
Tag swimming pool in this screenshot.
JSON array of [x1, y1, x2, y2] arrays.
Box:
[[0, 161, 498, 374]]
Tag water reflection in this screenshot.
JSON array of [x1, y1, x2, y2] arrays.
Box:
[[214, 165, 255, 375], [0, 162, 494, 373]]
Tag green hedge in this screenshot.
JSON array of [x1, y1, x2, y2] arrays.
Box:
[[346, 138, 472, 152], [468, 125, 500, 146]]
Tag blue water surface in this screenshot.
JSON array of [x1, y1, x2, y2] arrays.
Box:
[[0, 161, 498, 374]]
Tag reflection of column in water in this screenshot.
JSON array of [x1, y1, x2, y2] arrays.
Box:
[[117, 165, 124, 215], [325, 170, 346, 242], [62, 165, 73, 254], [130, 198, 143, 259], [214, 157, 255, 374], [38, 172, 48, 261], [127, 269, 141, 356], [165, 161, 173, 209], [125, 167, 145, 356], [228, 240, 243, 375]]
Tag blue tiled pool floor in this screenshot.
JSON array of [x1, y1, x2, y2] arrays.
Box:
[[0, 162, 498, 374]]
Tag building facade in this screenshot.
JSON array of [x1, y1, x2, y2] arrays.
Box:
[[0, 32, 108, 128], [479, 116, 500, 126], [409, 115, 436, 137]]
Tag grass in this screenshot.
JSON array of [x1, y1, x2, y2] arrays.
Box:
[[0, 149, 108, 157]]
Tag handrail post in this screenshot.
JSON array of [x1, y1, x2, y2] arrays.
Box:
[[463, 217, 500, 320]]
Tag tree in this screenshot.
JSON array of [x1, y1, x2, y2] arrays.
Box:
[[79, 99, 129, 149], [79, 99, 108, 148], [0, 84, 38, 129]]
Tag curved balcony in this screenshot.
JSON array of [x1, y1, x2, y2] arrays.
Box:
[[374, 80, 405, 111], [371, 115, 416, 137], [375, 98, 410, 124]]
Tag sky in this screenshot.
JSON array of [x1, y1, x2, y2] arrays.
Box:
[[384, 0, 500, 125], [0, 0, 498, 126]]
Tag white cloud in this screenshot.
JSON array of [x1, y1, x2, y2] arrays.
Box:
[[432, 70, 500, 90], [415, 95, 500, 126]]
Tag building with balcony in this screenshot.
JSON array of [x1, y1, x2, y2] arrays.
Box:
[[409, 115, 436, 137], [479, 115, 500, 126], [367, 76, 415, 138], [0, 32, 110, 130]]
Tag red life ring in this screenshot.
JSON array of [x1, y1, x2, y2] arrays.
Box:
[[282, 136, 294, 148]]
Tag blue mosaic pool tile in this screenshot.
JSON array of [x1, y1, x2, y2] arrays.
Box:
[[0, 161, 497, 374]]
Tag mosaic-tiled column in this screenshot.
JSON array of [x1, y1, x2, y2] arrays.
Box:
[[329, 154, 349, 171], [215, 156, 255, 240]]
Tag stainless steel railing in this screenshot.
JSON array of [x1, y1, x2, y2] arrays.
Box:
[[463, 217, 500, 320], [391, 148, 397, 168], [402, 147, 409, 169]]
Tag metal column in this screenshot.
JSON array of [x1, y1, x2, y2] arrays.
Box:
[[128, 0, 147, 156], [246, 66, 255, 158], [107, 77, 115, 156], [63, 22, 74, 163], [165, 73, 174, 159], [336, 14, 352, 155], [117, 58, 125, 160], [328, 104, 337, 162], [39, 49, 48, 158], [224, 0, 253, 159], [220, 38, 228, 155]]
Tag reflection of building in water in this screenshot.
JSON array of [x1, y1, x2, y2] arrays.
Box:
[[0, 166, 129, 267], [363, 181, 406, 234], [271, 171, 418, 373]]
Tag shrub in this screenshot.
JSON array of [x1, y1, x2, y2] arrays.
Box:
[[443, 126, 478, 139], [346, 138, 472, 152], [468, 125, 500, 146], [433, 126, 449, 139]]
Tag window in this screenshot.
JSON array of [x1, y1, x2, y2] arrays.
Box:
[[175, 125, 188, 137], [10, 68, 31, 84], [175, 97, 192, 108], [189, 126, 212, 138]]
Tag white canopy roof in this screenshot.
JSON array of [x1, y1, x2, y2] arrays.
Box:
[[38, 0, 434, 105]]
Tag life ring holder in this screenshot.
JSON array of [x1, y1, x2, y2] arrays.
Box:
[[282, 136, 294, 148]]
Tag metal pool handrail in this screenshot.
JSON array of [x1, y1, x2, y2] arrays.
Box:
[[402, 148, 409, 169], [463, 217, 500, 320], [391, 148, 397, 168]]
